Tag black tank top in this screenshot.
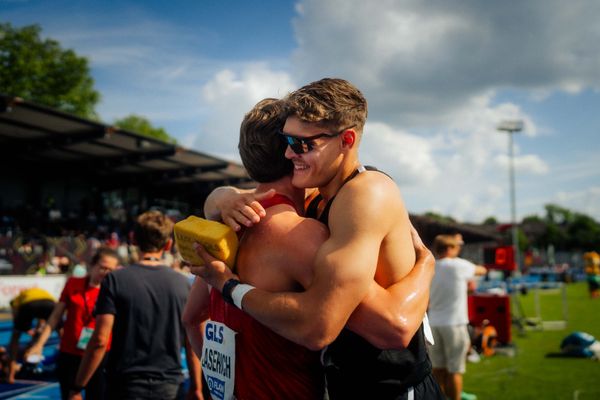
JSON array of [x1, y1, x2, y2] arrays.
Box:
[[306, 165, 432, 399]]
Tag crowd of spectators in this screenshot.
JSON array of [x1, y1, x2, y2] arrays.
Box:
[[0, 201, 189, 276]]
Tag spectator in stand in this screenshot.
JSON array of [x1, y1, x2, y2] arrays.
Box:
[[105, 232, 119, 249], [428, 234, 487, 400], [69, 210, 202, 400], [25, 247, 119, 400], [4, 287, 56, 384]]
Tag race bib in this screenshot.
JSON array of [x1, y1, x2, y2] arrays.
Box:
[[201, 321, 237, 400], [76, 327, 94, 350]]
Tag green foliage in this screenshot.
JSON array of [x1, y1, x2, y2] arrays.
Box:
[[522, 214, 543, 224], [424, 211, 457, 224], [567, 213, 600, 250], [114, 114, 176, 144], [0, 23, 99, 119], [539, 204, 600, 252], [545, 204, 574, 225], [482, 216, 499, 225], [517, 229, 529, 251], [517, 205, 600, 252]]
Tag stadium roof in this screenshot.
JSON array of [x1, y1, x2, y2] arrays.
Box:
[[0, 94, 253, 190]]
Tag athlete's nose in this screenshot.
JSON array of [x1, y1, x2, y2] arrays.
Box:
[[284, 144, 296, 159]]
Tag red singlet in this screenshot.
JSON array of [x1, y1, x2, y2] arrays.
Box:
[[208, 194, 324, 400]]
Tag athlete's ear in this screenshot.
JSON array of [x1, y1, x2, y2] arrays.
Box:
[[341, 130, 355, 147]]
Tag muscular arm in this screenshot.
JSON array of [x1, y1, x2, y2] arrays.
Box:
[[346, 230, 434, 349]]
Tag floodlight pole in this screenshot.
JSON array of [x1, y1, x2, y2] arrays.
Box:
[[498, 120, 523, 273]]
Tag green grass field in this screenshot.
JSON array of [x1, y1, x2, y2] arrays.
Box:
[[463, 282, 600, 399]]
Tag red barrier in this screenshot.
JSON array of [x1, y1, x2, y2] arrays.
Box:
[[468, 294, 512, 344]]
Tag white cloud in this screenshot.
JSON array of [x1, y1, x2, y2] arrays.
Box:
[[494, 154, 550, 175], [192, 66, 296, 161], [291, 0, 600, 126], [360, 122, 438, 185]]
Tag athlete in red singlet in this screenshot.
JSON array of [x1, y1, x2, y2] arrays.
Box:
[[209, 195, 323, 400]]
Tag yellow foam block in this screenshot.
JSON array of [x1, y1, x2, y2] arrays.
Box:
[[174, 216, 238, 268]]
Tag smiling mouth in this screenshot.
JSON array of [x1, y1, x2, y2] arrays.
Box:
[[293, 162, 309, 171]]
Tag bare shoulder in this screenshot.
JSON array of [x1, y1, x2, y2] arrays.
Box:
[[332, 170, 406, 224], [248, 204, 328, 258], [241, 203, 328, 289], [254, 204, 328, 239]]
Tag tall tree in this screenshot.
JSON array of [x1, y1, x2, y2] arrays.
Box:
[[114, 114, 176, 144], [482, 216, 499, 225], [0, 23, 99, 118], [520, 204, 600, 252]]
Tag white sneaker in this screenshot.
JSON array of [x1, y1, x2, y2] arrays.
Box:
[[467, 351, 481, 363]]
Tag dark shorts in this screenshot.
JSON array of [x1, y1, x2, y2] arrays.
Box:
[[407, 373, 445, 400], [13, 299, 55, 332], [325, 372, 444, 400], [106, 376, 180, 400], [57, 351, 108, 400]]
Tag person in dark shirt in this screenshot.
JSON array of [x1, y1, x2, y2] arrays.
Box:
[[69, 210, 202, 400]]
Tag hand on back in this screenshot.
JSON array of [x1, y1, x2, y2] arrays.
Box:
[[219, 189, 276, 231]]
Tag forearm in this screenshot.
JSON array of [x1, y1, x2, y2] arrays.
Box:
[[74, 338, 107, 387], [242, 282, 365, 351], [30, 303, 65, 353], [346, 257, 434, 349], [185, 337, 203, 394], [203, 186, 244, 220], [74, 315, 112, 389], [182, 279, 210, 358], [242, 290, 322, 350], [183, 318, 207, 359], [28, 324, 52, 354]]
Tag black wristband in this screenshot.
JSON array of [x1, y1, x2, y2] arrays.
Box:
[[222, 278, 241, 305], [71, 384, 84, 393]]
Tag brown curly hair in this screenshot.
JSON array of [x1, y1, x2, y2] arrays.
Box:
[[283, 78, 368, 132]]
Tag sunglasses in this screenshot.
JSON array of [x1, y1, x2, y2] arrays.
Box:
[[279, 125, 356, 154]]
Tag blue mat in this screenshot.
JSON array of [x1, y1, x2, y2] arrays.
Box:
[[0, 381, 59, 400]]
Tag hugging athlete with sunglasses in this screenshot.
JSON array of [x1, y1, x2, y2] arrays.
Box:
[[194, 78, 444, 400], [279, 124, 356, 154]]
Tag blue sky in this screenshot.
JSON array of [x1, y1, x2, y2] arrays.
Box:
[[3, 0, 600, 223]]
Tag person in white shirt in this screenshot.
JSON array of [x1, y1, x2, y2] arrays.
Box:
[[427, 234, 487, 400]]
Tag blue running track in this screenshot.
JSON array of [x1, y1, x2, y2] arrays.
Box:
[[1, 318, 193, 399]]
